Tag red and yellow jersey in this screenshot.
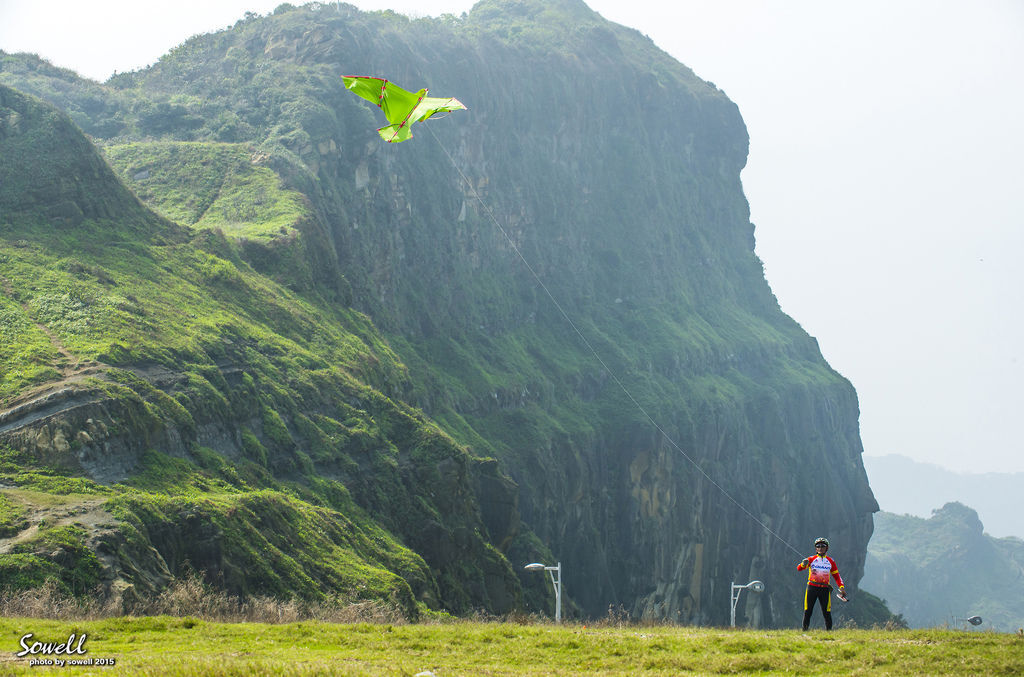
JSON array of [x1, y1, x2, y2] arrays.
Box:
[[797, 554, 844, 588]]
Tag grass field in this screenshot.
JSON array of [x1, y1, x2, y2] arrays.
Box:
[[1, 616, 1020, 676]]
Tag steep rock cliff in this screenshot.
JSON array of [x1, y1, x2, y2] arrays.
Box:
[[1, 0, 879, 625]]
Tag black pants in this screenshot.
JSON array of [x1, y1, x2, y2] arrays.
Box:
[[803, 585, 832, 630]]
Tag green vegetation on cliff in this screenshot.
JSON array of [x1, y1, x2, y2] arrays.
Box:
[[0, 82, 523, 617], [864, 503, 1024, 632], [2, 0, 879, 626], [103, 142, 308, 240]]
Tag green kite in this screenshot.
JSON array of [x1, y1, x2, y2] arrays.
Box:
[[343, 76, 466, 143]]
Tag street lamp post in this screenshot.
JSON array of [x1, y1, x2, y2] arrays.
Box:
[[730, 580, 765, 628], [525, 562, 562, 623]]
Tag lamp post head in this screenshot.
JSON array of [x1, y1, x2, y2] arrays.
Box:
[[967, 616, 983, 626], [524, 562, 562, 623], [730, 580, 765, 628]]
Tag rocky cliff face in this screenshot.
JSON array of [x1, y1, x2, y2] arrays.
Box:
[[1, 0, 879, 625]]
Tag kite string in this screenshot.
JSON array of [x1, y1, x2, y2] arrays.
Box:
[[425, 126, 804, 559]]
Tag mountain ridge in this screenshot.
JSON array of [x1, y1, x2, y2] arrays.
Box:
[[863, 502, 1024, 632], [864, 454, 1023, 538], [1, 1, 885, 626]]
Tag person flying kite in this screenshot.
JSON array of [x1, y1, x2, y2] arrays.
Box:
[[797, 537, 847, 631], [342, 76, 466, 143]]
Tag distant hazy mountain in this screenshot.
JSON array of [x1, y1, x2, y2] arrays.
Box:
[[863, 455, 1023, 538], [863, 503, 1024, 632]]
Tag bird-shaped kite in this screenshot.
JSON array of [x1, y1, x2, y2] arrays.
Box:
[[342, 76, 466, 143]]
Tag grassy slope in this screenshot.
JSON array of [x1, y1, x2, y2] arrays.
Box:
[[102, 142, 308, 241], [0, 618, 1021, 676], [0, 84, 519, 616], [0, 227, 440, 612]]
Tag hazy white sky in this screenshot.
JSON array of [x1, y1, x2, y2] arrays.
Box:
[[2, 1, 1022, 473]]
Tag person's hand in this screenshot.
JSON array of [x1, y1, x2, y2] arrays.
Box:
[[801, 558, 809, 567]]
